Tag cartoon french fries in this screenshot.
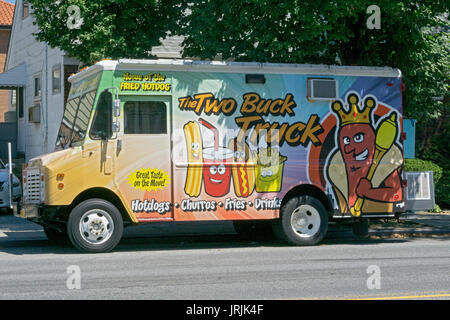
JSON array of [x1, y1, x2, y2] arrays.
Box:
[[255, 147, 287, 193], [228, 138, 256, 198], [183, 121, 203, 197]]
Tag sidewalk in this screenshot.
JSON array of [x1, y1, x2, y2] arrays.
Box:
[[364, 210, 450, 238], [400, 211, 450, 229]]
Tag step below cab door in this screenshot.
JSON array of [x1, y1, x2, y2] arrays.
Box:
[[114, 96, 173, 222]]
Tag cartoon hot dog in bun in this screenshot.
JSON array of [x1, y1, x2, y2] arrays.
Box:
[[228, 138, 256, 198]]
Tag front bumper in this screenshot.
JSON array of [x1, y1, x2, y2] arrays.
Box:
[[13, 202, 40, 219]]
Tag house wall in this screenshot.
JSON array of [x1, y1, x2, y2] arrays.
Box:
[[0, 28, 11, 122], [6, 0, 78, 161]]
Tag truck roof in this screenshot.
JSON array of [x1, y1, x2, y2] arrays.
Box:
[[69, 59, 402, 83]]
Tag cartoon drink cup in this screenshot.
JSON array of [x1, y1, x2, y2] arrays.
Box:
[[199, 118, 233, 197], [255, 147, 287, 193], [202, 147, 233, 197]]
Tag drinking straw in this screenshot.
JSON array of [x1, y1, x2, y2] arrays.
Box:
[[199, 118, 219, 151]]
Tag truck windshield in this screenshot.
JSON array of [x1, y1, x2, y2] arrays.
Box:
[[55, 72, 101, 150], [56, 91, 97, 149]]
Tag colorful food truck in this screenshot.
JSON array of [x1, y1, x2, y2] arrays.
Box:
[[15, 59, 406, 253]]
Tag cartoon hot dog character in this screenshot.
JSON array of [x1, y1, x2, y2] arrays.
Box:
[[228, 138, 256, 198], [255, 147, 287, 193], [183, 121, 203, 197]]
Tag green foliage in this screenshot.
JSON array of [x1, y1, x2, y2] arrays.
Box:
[[435, 173, 450, 208], [28, 0, 182, 65], [429, 204, 442, 213]]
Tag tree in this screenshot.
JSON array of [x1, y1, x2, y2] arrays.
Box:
[[176, 1, 448, 115], [175, 0, 449, 206], [29, 0, 182, 65]]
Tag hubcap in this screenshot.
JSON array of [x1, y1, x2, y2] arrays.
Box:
[[290, 204, 321, 238], [79, 209, 114, 245]]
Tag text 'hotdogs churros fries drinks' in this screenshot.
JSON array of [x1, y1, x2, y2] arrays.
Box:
[[178, 92, 324, 148]]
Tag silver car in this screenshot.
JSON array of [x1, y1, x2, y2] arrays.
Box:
[[0, 160, 21, 212]]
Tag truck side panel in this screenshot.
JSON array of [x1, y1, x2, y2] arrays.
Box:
[[112, 71, 404, 222]]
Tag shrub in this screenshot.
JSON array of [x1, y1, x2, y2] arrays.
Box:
[[435, 173, 450, 208]]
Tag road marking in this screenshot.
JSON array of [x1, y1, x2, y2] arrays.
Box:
[[281, 291, 450, 300], [350, 293, 450, 300]]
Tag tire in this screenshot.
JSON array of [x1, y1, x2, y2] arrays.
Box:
[[273, 195, 328, 246], [1, 207, 12, 215], [67, 199, 123, 253], [44, 227, 71, 246], [352, 218, 369, 238], [233, 220, 275, 241]]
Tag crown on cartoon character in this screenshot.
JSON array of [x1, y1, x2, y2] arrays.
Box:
[[332, 93, 376, 127]]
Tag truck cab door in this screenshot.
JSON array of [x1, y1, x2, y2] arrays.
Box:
[[114, 96, 173, 222]]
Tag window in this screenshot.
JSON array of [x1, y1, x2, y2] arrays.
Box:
[[56, 91, 96, 148], [124, 101, 167, 134], [18, 88, 24, 118], [34, 75, 41, 99], [71, 92, 96, 144], [11, 90, 16, 106], [90, 91, 112, 140], [52, 65, 61, 94], [63, 65, 79, 105], [23, 1, 29, 18]]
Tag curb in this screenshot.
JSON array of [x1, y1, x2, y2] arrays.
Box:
[[326, 227, 450, 240], [370, 228, 450, 235]]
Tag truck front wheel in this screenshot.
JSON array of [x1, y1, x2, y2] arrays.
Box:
[[273, 195, 328, 246], [67, 199, 123, 253]]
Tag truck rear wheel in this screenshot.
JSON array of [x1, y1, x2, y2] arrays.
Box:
[[67, 199, 123, 253], [274, 195, 328, 246]]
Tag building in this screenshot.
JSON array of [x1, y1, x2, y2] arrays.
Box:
[[0, 0, 184, 161], [0, 0, 14, 123], [0, 0, 79, 161]]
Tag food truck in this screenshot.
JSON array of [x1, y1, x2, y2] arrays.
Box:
[[15, 59, 406, 253]]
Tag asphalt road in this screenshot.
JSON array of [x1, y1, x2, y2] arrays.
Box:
[[0, 214, 449, 300]]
